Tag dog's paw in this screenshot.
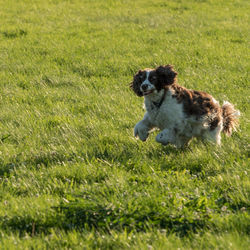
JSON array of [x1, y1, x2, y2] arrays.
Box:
[[134, 123, 149, 142], [156, 132, 169, 145], [156, 129, 174, 145]]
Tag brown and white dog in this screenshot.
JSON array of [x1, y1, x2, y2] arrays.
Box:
[[130, 65, 240, 148]]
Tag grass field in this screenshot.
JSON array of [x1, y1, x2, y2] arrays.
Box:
[[0, 0, 249, 248]]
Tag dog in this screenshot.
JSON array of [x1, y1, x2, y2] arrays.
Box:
[[130, 65, 240, 148]]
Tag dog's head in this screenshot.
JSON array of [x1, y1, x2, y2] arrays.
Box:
[[130, 65, 178, 97]]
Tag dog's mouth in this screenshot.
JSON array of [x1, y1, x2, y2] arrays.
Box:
[[143, 90, 154, 96]]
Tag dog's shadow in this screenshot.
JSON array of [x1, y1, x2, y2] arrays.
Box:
[[145, 139, 221, 177], [146, 141, 194, 158]]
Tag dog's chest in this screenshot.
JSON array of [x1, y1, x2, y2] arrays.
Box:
[[145, 96, 184, 129]]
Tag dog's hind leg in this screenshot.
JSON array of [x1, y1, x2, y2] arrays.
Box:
[[201, 124, 223, 145], [174, 136, 192, 148]]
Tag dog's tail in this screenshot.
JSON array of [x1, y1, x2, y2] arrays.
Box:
[[222, 101, 240, 136]]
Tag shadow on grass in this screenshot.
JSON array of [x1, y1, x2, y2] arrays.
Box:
[[1, 29, 27, 39], [0, 151, 77, 178], [54, 199, 211, 237], [0, 214, 57, 236], [148, 142, 224, 177], [0, 162, 16, 178], [0, 210, 207, 237], [1, 195, 248, 237], [0, 188, 213, 237]]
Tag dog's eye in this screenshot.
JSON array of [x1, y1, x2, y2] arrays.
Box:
[[151, 76, 157, 81], [139, 74, 144, 80], [139, 74, 144, 79]]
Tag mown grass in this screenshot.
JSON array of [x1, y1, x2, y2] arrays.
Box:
[[0, 0, 249, 248]]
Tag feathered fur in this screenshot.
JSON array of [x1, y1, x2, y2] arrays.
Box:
[[130, 65, 240, 148], [222, 101, 240, 136]]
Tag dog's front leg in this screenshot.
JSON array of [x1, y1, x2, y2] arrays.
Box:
[[156, 128, 175, 145], [134, 114, 153, 142]]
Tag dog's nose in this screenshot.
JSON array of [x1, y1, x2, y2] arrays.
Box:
[[141, 84, 148, 91]]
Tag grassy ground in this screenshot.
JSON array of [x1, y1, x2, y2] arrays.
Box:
[[0, 0, 249, 249]]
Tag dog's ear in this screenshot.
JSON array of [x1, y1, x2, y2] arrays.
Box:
[[156, 65, 177, 87], [130, 70, 143, 97]]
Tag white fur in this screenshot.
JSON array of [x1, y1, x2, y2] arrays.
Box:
[[134, 74, 223, 147], [140, 71, 157, 95]]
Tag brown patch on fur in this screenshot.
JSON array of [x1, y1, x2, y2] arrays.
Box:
[[222, 102, 239, 136], [209, 117, 220, 130], [155, 65, 177, 87], [171, 84, 222, 129], [130, 70, 145, 97], [171, 85, 219, 116]]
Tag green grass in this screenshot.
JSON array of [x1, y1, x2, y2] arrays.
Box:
[[0, 0, 249, 248]]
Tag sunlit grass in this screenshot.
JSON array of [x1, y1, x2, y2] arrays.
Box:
[[0, 0, 249, 248]]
